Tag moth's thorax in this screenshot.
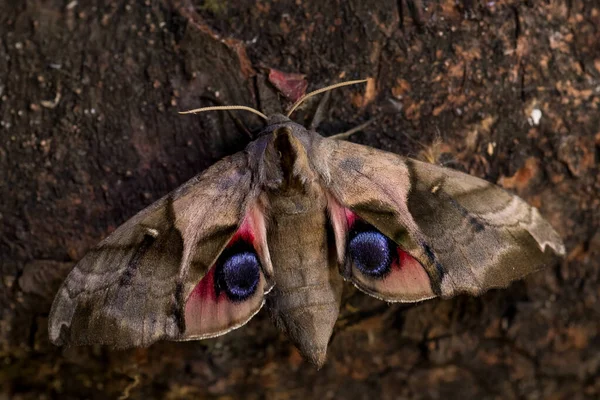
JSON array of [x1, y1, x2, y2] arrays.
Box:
[[258, 121, 321, 194]]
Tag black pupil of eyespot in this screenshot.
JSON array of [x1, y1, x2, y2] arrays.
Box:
[[217, 251, 260, 301], [348, 231, 393, 278]]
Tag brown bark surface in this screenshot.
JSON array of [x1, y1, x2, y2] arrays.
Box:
[[1, 1, 598, 399]]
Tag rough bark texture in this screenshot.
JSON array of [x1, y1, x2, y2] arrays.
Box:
[[1, 0, 598, 399]]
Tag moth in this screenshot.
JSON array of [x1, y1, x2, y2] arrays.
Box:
[[49, 80, 565, 367]]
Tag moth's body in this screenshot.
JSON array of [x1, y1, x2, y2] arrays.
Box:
[[260, 120, 343, 365], [49, 110, 565, 367], [266, 194, 342, 365]]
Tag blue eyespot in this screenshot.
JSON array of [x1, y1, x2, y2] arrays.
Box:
[[217, 251, 260, 301], [348, 231, 393, 278]]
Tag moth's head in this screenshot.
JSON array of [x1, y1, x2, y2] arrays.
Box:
[[266, 113, 292, 125], [255, 113, 305, 138]]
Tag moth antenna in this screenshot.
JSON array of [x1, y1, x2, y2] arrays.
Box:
[[179, 105, 268, 121], [286, 79, 369, 117], [328, 118, 377, 140]]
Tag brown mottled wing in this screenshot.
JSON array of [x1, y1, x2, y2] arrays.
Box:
[[49, 152, 255, 348], [314, 136, 565, 299]]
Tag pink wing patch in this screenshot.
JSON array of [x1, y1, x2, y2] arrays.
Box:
[[183, 208, 270, 339], [357, 247, 435, 302], [328, 201, 435, 302]]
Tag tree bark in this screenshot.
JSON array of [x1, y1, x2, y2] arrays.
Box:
[[1, 0, 598, 398]]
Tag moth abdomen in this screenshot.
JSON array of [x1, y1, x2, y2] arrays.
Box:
[[266, 185, 343, 367]]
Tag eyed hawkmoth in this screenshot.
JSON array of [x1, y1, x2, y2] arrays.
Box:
[[49, 80, 565, 367]]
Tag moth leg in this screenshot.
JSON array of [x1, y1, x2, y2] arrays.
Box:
[[309, 90, 331, 130], [328, 118, 377, 140], [309, 87, 375, 140], [256, 73, 285, 117]]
